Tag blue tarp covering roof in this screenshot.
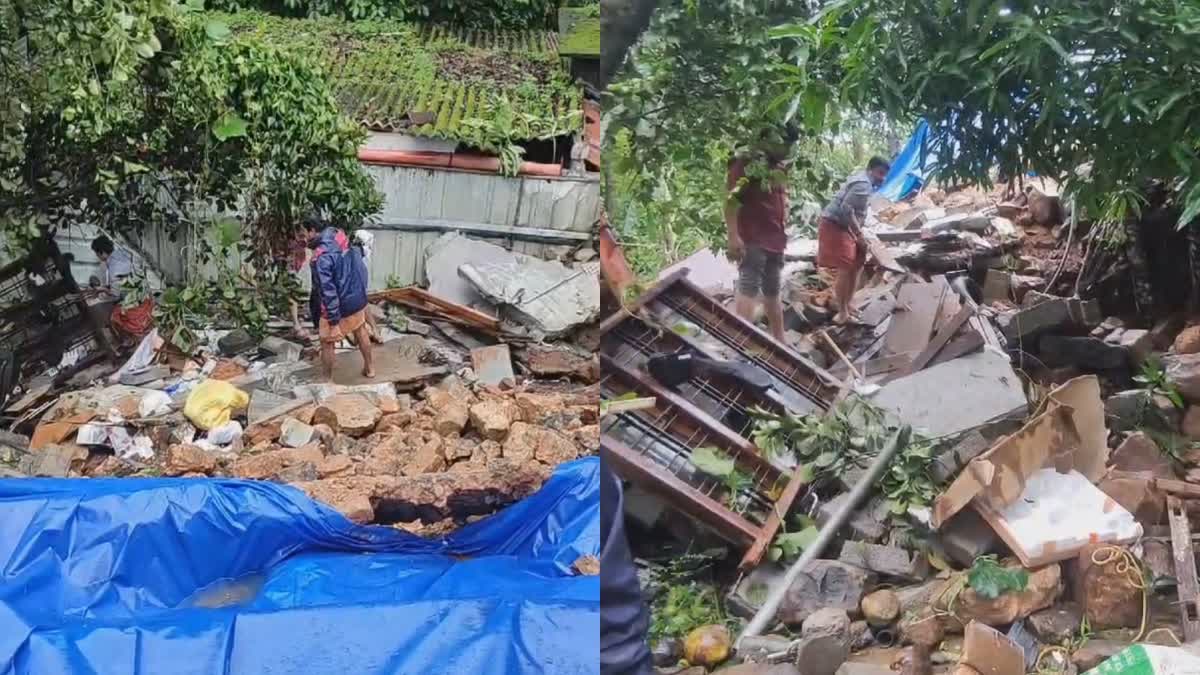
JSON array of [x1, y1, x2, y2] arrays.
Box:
[[877, 119, 934, 202], [0, 458, 601, 675]]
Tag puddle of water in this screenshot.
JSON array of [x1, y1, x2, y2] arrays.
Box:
[[184, 573, 266, 609]]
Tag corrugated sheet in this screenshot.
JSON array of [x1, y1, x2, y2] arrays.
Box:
[[5, 166, 596, 297], [361, 164, 598, 289]]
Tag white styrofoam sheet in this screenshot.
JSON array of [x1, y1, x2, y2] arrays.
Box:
[[989, 468, 1141, 565]]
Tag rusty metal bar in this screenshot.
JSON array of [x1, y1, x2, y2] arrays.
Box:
[[602, 436, 759, 547], [597, 267, 691, 335], [651, 277, 838, 406], [603, 355, 784, 487], [602, 313, 785, 438], [1168, 496, 1200, 641]]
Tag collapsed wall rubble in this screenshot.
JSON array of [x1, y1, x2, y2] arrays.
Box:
[[615, 179, 1200, 674]]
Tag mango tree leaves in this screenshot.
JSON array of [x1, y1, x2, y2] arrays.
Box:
[[212, 112, 249, 141]]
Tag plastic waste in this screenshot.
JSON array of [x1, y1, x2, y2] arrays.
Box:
[[1086, 644, 1200, 674], [138, 390, 172, 418], [183, 379, 250, 431], [110, 329, 163, 384], [203, 420, 243, 447]]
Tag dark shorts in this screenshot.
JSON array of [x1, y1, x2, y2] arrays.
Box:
[[737, 246, 784, 298]]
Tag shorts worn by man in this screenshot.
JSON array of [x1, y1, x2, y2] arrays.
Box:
[[305, 219, 374, 381], [817, 157, 890, 324], [724, 129, 796, 342]]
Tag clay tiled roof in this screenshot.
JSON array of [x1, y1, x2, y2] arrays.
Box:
[[216, 12, 583, 142]]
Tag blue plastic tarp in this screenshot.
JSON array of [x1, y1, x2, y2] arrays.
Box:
[[877, 119, 933, 202], [0, 458, 601, 675]]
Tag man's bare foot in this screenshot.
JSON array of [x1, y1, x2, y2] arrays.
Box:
[[361, 366, 375, 378]]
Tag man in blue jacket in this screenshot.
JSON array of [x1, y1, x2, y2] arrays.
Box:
[[304, 218, 374, 381]]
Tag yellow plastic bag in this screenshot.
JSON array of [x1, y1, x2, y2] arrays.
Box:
[[184, 379, 249, 431]]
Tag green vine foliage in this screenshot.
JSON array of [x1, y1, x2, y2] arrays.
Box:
[[750, 398, 939, 517], [205, 0, 560, 29], [793, 0, 1200, 230], [214, 11, 582, 160], [1, 1, 381, 259], [606, 1, 907, 278]]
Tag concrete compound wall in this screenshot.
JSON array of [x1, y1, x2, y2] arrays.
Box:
[[7, 161, 600, 293]]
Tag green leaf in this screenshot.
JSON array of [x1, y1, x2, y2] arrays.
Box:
[[774, 526, 819, 558], [691, 446, 735, 478], [205, 20, 231, 43], [135, 42, 156, 59], [813, 451, 838, 468], [1177, 181, 1200, 229], [967, 556, 1030, 600], [212, 113, 248, 142], [1156, 91, 1188, 120]]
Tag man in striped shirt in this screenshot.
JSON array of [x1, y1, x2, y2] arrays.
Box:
[[817, 157, 890, 324]]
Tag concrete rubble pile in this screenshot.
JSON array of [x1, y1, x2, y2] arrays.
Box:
[[623, 180, 1200, 675], [0, 264, 601, 537]]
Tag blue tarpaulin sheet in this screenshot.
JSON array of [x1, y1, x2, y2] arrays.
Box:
[[0, 458, 601, 675], [877, 119, 933, 202]]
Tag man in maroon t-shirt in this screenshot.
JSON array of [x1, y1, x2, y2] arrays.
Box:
[[724, 126, 797, 342]]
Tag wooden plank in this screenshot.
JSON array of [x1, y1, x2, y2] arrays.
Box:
[[929, 328, 985, 367], [741, 462, 809, 572], [866, 238, 905, 273], [1157, 479, 1200, 498], [1168, 496, 1200, 641], [828, 353, 912, 380], [368, 287, 500, 332], [903, 305, 976, 376], [602, 437, 758, 547]]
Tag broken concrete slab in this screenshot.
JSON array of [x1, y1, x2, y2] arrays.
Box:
[[929, 431, 992, 484], [1118, 328, 1153, 364], [423, 232, 507, 312], [936, 508, 997, 567], [996, 297, 1072, 343], [1038, 335, 1129, 370], [778, 560, 873, 626], [260, 336, 303, 362], [883, 278, 949, 358], [657, 247, 738, 294], [518, 342, 599, 382], [459, 259, 599, 337], [871, 348, 1028, 441], [838, 541, 927, 581], [470, 344, 514, 386], [817, 493, 890, 543]]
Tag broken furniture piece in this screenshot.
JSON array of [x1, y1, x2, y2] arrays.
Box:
[[600, 271, 838, 570], [368, 287, 500, 335]]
